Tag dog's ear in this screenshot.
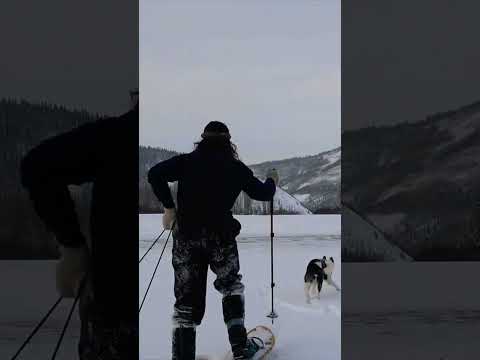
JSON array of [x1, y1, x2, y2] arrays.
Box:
[[323, 256, 326, 260], [330, 257, 334, 263]]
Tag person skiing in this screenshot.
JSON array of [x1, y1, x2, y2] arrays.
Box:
[[148, 121, 279, 360], [21, 91, 139, 359]]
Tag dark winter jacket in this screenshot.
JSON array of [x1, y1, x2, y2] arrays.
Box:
[[21, 106, 138, 321], [148, 150, 276, 231]]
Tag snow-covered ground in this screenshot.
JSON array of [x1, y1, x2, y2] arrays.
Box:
[[140, 214, 341, 360], [4, 212, 480, 360], [0, 261, 80, 360], [343, 263, 480, 359]]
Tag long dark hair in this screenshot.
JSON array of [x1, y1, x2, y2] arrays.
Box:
[[194, 121, 239, 160], [194, 137, 239, 160]]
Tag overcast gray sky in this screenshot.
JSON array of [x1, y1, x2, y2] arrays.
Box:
[[343, 0, 480, 130], [1, 0, 138, 116], [140, 0, 340, 164]]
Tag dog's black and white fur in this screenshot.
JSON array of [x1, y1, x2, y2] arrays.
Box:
[[304, 256, 340, 303]]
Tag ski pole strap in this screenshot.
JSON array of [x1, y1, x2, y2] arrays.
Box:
[[139, 229, 166, 263], [139, 221, 176, 313], [50, 274, 88, 360]]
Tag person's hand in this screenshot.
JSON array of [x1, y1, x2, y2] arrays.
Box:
[[56, 245, 89, 298], [163, 207, 176, 230], [266, 168, 279, 186]]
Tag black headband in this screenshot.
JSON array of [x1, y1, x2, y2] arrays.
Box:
[[201, 131, 231, 139]]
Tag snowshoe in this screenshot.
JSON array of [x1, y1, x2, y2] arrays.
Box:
[[223, 326, 275, 360]]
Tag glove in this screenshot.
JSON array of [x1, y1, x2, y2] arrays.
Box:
[[163, 207, 176, 230], [231, 217, 242, 237], [266, 168, 279, 186], [56, 245, 89, 298]]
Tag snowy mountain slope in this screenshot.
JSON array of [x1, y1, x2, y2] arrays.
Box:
[[342, 99, 480, 260], [249, 147, 341, 212], [235, 186, 312, 215], [273, 187, 313, 214]]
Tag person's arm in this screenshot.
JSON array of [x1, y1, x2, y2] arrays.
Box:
[[21, 121, 102, 247], [147, 154, 186, 209], [241, 165, 276, 201]]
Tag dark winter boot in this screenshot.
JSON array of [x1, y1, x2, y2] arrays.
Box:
[[172, 326, 196, 360], [222, 295, 248, 358], [235, 337, 264, 360]]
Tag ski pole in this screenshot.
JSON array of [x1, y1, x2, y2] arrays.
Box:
[[266, 198, 278, 323]]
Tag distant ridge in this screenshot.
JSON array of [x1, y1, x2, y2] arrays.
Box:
[[138, 146, 318, 214]]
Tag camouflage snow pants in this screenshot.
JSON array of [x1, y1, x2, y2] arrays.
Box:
[[171, 226, 245, 327]]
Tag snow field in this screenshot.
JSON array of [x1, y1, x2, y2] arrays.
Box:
[[139, 215, 341, 360], [139, 214, 341, 241]]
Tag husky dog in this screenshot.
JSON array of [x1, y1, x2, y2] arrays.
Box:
[[304, 256, 340, 303]]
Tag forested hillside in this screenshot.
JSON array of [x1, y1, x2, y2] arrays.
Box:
[[343, 100, 480, 260]]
